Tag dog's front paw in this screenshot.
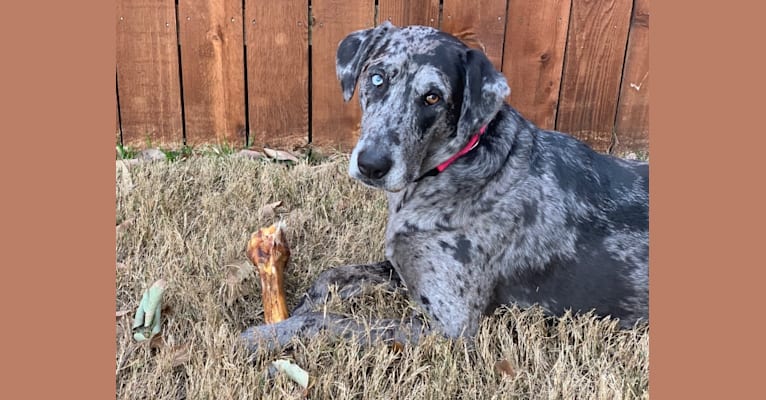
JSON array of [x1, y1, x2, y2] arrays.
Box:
[[240, 318, 302, 353], [240, 313, 339, 353]]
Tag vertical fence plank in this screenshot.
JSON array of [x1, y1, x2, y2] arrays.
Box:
[[311, 0, 374, 150], [116, 0, 183, 148], [501, 0, 570, 130], [378, 0, 440, 28], [556, 0, 633, 153], [246, 1, 309, 149], [614, 0, 649, 155], [178, 0, 246, 147], [441, 0, 508, 70]]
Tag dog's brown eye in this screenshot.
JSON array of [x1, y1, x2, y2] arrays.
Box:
[[424, 93, 440, 105]]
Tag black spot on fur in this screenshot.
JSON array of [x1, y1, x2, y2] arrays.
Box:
[[476, 198, 498, 215], [453, 236, 472, 264], [370, 38, 393, 60], [499, 249, 637, 319], [609, 203, 649, 231], [420, 295, 431, 305], [522, 201, 538, 226], [337, 37, 361, 67], [390, 130, 401, 146], [403, 221, 421, 232], [416, 104, 440, 136]]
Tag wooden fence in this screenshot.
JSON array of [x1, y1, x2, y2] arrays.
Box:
[[116, 0, 649, 154]]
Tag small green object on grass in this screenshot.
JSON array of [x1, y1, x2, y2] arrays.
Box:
[[271, 359, 309, 388], [132, 279, 167, 342]]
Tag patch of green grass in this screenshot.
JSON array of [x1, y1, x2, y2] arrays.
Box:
[[198, 142, 238, 158], [635, 150, 649, 161], [116, 144, 138, 160], [161, 146, 194, 162], [303, 146, 333, 165], [118, 142, 243, 163]]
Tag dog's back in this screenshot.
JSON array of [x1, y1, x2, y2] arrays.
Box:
[[496, 107, 649, 327]]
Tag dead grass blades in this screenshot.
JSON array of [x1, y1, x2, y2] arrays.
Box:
[[116, 156, 648, 399]]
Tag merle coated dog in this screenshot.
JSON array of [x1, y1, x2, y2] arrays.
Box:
[[242, 22, 648, 351]]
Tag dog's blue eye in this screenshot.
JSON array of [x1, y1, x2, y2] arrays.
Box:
[[371, 74, 384, 87]]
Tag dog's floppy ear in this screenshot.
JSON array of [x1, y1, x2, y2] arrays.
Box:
[[336, 21, 394, 102], [457, 49, 510, 138]]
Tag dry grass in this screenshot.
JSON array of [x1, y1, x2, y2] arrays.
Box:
[[116, 156, 649, 399]]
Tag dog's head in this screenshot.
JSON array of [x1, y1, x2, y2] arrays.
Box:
[[337, 22, 510, 192]]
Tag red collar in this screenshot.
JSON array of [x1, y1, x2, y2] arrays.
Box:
[[415, 125, 487, 181]]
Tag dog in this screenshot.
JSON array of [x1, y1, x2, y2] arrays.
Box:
[[242, 22, 649, 351]]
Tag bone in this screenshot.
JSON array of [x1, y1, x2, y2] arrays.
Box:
[[246, 222, 291, 324]]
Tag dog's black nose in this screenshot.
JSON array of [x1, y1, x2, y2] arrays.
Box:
[[357, 149, 393, 180]]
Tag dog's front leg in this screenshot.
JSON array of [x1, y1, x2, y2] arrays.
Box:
[[292, 261, 402, 315], [240, 312, 427, 352], [370, 258, 492, 340]]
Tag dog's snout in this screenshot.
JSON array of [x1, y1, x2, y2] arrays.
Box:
[[357, 149, 393, 180]]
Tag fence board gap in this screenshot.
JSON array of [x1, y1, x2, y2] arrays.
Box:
[[501, 0, 570, 131], [116, 74, 122, 146], [116, 0, 183, 149], [555, 0, 633, 153], [614, 0, 649, 155], [246, 1, 309, 150]]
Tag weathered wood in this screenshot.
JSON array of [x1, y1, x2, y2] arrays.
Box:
[[441, 0, 508, 70], [246, 1, 309, 149], [378, 0, 440, 28], [501, 0, 571, 130], [178, 0, 246, 146], [311, 0, 375, 150], [614, 0, 650, 155], [116, 0, 183, 148], [556, 0, 633, 153]]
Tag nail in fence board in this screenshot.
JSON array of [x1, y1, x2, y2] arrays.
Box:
[[378, 0, 440, 28], [116, 0, 183, 148], [614, 0, 649, 155], [556, 0, 633, 153], [502, 0, 571, 130], [178, 0, 247, 146], [246, 1, 310, 149], [311, 0, 375, 150], [441, 0, 509, 70]]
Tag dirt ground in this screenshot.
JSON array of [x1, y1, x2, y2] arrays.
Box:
[[115, 156, 649, 399]]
